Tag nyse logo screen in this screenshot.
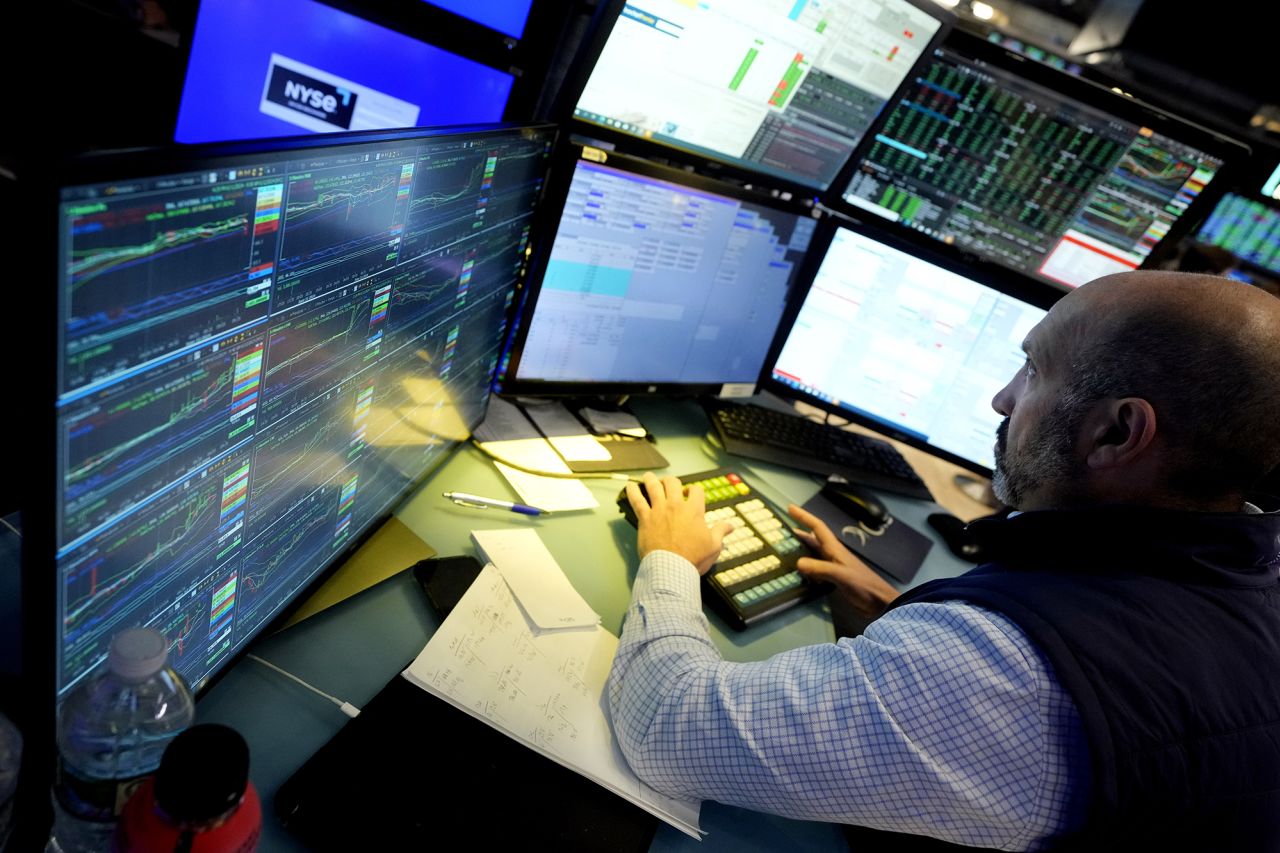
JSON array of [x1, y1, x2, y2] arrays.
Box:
[[264, 64, 358, 129]]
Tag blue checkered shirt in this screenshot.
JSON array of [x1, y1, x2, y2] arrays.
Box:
[[607, 551, 1091, 851]]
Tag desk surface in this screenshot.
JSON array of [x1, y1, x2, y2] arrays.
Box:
[[196, 395, 982, 851]]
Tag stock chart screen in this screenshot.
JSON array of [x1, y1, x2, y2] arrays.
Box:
[[574, 0, 943, 188], [769, 226, 1050, 472], [510, 157, 815, 390], [843, 46, 1227, 288], [55, 126, 552, 697], [1196, 193, 1280, 275]]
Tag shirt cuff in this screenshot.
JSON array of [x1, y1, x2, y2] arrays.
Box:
[[635, 550, 703, 612]]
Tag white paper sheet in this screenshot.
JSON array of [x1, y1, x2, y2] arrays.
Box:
[[471, 528, 600, 631], [402, 564, 702, 838]]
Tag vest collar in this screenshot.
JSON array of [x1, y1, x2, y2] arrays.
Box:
[[966, 504, 1280, 587]]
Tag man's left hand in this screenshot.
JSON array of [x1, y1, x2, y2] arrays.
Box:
[[626, 472, 734, 575]]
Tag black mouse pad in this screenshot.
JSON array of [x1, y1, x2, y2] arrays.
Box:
[[799, 493, 932, 584]]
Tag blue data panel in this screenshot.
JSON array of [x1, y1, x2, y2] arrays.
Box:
[[515, 160, 814, 386], [425, 0, 534, 38], [175, 0, 514, 144]]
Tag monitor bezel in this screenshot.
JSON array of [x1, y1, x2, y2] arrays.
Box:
[[41, 122, 558, 706], [172, 0, 555, 145], [497, 140, 821, 398], [825, 27, 1253, 289], [757, 217, 1065, 478], [554, 0, 955, 195]]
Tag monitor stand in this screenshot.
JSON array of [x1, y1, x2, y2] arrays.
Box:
[[954, 473, 1001, 510]]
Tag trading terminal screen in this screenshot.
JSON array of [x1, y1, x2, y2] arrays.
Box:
[[843, 45, 1227, 288], [769, 226, 1050, 473], [175, 0, 514, 144], [508, 157, 816, 391], [574, 0, 944, 189], [1196, 193, 1280, 275], [55, 126, 552, 697]]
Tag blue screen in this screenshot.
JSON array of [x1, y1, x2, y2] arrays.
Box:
[[176, 0, 514, 144], [425, 0, 534, 38]]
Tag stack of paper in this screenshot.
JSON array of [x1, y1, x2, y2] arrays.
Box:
[[402, 530, 702, 838]]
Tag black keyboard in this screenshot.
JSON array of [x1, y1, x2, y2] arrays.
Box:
[[704, 400, 934, 501], [617, 467, 827, 630]]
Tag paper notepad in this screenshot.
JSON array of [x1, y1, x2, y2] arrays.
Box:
[[471, 528, 599, 631], [402, 563, 702, 838]]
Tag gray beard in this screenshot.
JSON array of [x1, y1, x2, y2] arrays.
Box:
[[991, 409, 1084, 509]]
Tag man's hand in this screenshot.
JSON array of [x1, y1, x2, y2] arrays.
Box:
[[626, 472, 734, 575], [788, 504, 899, 619]]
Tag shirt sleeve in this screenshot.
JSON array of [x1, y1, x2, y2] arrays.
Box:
[[607, 551, 1089, 851]]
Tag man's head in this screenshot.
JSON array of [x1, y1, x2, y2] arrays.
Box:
[[991, 271, 1280, 511]]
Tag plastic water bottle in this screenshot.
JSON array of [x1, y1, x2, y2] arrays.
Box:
[[115, 724, 261, 852], [47, 628, 195, 853]]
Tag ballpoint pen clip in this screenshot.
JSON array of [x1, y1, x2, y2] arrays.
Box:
[[450, 497, 492, 509]]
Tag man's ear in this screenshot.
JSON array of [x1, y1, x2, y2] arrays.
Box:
[[1083, 397, 1158, 470]]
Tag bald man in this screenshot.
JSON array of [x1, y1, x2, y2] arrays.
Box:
[[608, 271, 1280, 851]]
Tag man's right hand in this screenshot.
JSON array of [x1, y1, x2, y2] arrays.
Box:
[[788, 504, 900, 619]]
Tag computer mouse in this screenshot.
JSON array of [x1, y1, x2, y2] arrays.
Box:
[[820, 478, 889, 530], [616, 482, 645, 528], [926, 512, 989, 563]]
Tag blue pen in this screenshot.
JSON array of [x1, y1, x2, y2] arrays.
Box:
[[443, 491, 547, 516]]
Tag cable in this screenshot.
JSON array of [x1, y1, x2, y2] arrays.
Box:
[[247, 654, 361, 718], [0, 515, 21, 539], [469, 439, 639, 481]]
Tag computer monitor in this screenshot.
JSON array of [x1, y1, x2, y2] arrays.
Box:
[[425, 0, 535, 38], [1195, 193, 1280, 276], [763, 223, 1059, 476], [500, 147, 818, 396], [571, 0, 948, 189], [50, 123, 553, 699], [840, 31, 1247, 289], [175, 0, 515, 144]]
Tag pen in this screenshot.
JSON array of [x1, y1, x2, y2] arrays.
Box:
[[443, 491, 548, 516]]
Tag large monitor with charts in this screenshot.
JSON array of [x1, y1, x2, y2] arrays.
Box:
[[840, 31, 1247, 289], [46, 124, 553, 700], [1195, 193, 1280, 276], [175, 0, 515, 144], [764, 223, 1059, 476], [572, 0, 948, 189], [501, 147, 818, 396]]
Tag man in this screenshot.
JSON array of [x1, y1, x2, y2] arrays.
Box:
[[608, 271, 1280, 851]]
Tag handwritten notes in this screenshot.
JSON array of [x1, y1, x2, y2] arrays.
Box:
[[402, 564, 702, 837]]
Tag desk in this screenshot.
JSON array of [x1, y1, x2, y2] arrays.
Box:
[[195, 396, 980, 851]]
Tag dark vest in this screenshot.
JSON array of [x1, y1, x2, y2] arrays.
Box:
[[869, 506, 1280, 851]]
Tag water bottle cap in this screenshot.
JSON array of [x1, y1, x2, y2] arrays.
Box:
[[154, 724, 250, 823], [108, 627, 169, 681]]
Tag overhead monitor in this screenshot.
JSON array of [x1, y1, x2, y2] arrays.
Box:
[[840, 33, 1246, 289], [501, 149, 817, 396], [572, 0, 947, 189], [764, 223, 1058, 475], [1195, 193, 1280, 276], [175, 0, 515, 144], [52, 124, 553, 698], [424, 0, 535, 38]]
